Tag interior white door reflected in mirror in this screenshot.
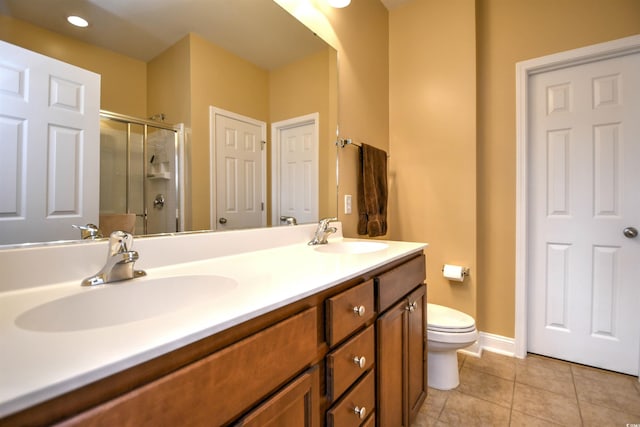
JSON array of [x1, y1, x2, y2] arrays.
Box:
[[0, 40, 100, 246], [211, 108, 266, 231]]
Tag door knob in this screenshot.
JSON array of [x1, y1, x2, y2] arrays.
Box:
[[219, 217, 227, 224], [623, 227, 638, 238]]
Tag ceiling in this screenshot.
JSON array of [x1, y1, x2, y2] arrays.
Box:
[[0, 0, 328, 70]]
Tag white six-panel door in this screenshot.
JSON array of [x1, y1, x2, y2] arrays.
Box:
[[0, 41, 100, 245], [271, 114, 319, 226], [210, 107, 266, 231], [527, 52, 640, 375]]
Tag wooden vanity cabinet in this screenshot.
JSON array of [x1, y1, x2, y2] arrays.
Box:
[[6, 251, 427, 427], [376, 255, 427, 427], [57, 308, 319, 427]]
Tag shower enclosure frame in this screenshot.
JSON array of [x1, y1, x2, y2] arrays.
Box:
[[99, 110, 184, 235]]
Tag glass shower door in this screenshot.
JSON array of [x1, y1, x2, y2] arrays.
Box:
[[99, 112, 181, 236]]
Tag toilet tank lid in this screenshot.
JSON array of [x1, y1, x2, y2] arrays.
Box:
[[427, 303, 475, 330]]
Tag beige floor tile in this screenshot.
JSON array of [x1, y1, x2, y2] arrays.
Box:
[[509, 409, 563, 426], [419, 388, 452, 420], [572, 363, 638, 388], [463, 350, 516, 381], [410, 413, 440, 427], [457, 366, 514, 408], [457, 352, 466, 370], [413, 350, 638, 427], [573, 369, 640, 417], [438, 390, 510, 426], [580, 400, 640, 426], [512, 382, 581, 425], [515, 354, 575, 398]]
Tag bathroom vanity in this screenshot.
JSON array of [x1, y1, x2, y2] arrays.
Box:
[[0, 224, 427, 426]]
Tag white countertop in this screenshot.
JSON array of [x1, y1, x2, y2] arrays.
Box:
[[0, 224, 426, 418]]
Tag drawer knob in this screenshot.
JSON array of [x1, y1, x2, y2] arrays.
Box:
[[353, 406, 366, 419], [353, 356, 366, 369], [406, 301, 417, 312], [353, 305, 366, 317]]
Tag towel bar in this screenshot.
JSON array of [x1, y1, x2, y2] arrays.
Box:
[[336, 137, 360, 148], [336, 138, 390, 158]]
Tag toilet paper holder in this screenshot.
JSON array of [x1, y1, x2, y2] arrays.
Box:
[[441, 264, 469, 281], [441, 265, 469, 275]]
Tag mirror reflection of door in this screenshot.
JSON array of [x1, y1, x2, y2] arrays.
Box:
[[271, 114, 319, 226], [210, 107, 266, 231], [0, 40, 100, 245]]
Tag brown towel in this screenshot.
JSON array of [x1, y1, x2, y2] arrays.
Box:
[[357, 143, 388, 237]]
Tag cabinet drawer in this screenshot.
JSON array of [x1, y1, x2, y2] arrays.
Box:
[[361, 413, 375, 427], [327, 325, 375, 402], [326, 280, 374, 346], [60, 308, 318, 427], [376, 254, 425, 313], [326, 370, 375, 427]]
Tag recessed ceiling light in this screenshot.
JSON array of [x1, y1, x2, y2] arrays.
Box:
[[328, 0, 351, 8], [67, 15, 89, 28]]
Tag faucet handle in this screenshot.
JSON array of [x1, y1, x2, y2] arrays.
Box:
[[72, 223, 103, 240], [319, 217, 338, 228], [280, 216, 298, 226], [108, 231, 134, 256]]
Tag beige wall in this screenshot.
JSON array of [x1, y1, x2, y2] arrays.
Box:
[[389, 0, 477, 317], [0, 14, 147, 118], [147, 36, 192, 128]]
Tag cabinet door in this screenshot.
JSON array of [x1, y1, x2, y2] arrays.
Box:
[[58, 308, 318, 426], [376, 298, 406, 427], [376, 284, 427, 427], [407, 285, 427, 423], [235, 366, 319, 427]]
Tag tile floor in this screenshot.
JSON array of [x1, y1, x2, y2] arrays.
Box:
[[412, 351, 640, 426]]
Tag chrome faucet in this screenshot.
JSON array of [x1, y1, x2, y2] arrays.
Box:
[[81, 231, 146, 286], [308, 217, 338, 245], [280, 216, 298, 226]]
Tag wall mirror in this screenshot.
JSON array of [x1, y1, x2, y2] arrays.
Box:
[[0, 0, 338, 247]]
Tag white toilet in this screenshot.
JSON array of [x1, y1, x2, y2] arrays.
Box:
[[426, 303, 478, 390]]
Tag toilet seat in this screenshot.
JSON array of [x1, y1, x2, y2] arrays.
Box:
[[427, 303, 476, 333]]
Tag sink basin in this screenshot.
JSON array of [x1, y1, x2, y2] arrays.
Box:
[[314, 241, 389, 254], [15, 275, 238, 332]]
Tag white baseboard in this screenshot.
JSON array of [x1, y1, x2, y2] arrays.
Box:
[[457, 331, 517, 359]]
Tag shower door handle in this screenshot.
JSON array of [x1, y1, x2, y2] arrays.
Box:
[[153, 194, 165, 209]]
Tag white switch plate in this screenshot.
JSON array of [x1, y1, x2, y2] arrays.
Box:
[[344, 194, 352, 214]]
